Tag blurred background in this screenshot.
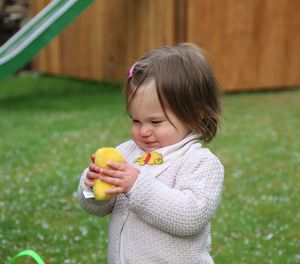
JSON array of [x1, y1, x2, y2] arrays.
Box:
[[1, 0, 300, 90]]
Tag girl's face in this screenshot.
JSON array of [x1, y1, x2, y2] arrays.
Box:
[[128, 79, 191, 153]]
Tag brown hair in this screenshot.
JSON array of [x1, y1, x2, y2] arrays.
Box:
[[124, 43, 222, 143]]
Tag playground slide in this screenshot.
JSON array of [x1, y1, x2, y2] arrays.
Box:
[[0, 0, 94, 79]]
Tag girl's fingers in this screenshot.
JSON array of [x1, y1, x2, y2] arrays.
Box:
[[107, 161, 125, 170], [89, 163, 99, 172], [105, 187, 124, 195], [100, 167, 123, 178], [86, 170, 101, 180], [91, 154, 96, 162], [98, 174, 121, 186], [84, 178, 94, 187]]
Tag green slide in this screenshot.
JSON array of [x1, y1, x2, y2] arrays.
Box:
[[0, 0, 94, 79]]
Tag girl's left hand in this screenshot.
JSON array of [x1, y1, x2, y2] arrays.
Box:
[[98, 161, 140, 195]]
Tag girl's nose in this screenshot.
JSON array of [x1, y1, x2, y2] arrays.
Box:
[[140, 124, 151, 137]]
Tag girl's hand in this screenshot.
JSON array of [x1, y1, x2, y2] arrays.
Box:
[[98, 161, 140, 195], [84, 154, 100, 188]]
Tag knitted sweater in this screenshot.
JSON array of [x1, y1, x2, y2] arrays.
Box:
[[77, 138, 224, 264]]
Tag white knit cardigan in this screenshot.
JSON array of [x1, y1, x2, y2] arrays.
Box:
[[77, 139, 224, 264]]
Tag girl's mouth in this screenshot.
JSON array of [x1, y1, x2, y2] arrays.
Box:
[[143, 141, 158, 148]]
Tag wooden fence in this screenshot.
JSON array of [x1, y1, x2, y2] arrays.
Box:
[[30, 0, 300, 92]]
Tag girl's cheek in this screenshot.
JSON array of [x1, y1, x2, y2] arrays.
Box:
[[131, 127, 139, 140]]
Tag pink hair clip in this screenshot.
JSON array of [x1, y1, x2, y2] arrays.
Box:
[[128, 62, 137, 78]]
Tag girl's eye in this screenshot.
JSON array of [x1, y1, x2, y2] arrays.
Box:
[[151, 120, 162, 125], [132, 119, 140, 123]]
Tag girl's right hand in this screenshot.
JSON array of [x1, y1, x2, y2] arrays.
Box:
[[84, 154, 100, 188]]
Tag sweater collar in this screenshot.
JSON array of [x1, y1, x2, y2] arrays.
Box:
[[132, 133, 202, 176]]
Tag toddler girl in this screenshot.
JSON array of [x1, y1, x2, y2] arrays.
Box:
[[77, 43, 224, 264]]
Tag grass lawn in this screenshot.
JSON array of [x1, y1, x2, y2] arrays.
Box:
[[0, 74, 299, 263]]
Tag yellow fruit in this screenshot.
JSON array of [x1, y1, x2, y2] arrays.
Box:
[[93, 147, 124, 200]]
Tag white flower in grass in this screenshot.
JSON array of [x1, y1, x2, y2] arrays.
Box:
[[41, 220, 49, 229], [80, 226, 88, 236], [37, 233, 44, 241], [256, 243, 261, 249], [265, 233, 273, 240]]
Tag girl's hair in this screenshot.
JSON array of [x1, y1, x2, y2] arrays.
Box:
[[124, 43, 222, 143]]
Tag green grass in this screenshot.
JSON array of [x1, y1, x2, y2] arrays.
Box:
[[0, 74, 299, 264]]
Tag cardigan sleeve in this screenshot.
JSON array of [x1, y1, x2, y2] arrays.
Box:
[[126, 150, 224, 237], [77, 168, 116, 217]]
